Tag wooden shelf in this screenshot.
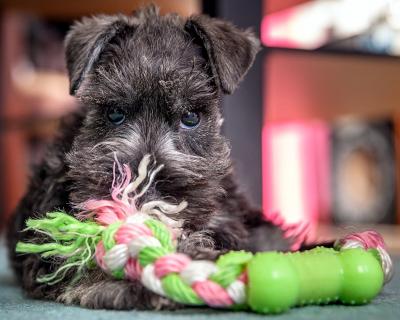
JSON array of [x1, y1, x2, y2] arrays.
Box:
[[264, 49, 400, 122]]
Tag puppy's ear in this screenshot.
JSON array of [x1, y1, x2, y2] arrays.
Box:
[[64, 15, 125, 95], [185, 15, 260, 94]]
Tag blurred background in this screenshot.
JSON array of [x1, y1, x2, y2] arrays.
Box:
[[0, 0, 399, 253]]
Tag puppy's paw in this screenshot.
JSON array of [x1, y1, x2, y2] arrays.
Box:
[[177, 231, 225, 260], [58, 279, 180, 310]]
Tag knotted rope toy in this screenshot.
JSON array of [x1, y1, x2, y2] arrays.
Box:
[[16, 155, 394, 314]]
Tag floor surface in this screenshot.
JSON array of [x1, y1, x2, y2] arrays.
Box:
[[1, 240, 399, 320]]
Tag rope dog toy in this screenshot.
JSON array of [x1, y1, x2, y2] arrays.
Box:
[[16, 155, 394, 314]]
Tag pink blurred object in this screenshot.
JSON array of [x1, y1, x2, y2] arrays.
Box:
[[262, 121, 331, 241], [261, 2, 331, 49]]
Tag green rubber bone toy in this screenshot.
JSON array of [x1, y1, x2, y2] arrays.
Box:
[[16, 156, 394, 314]]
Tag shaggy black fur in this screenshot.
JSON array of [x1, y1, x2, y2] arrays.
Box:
[[7, 6, 295, 310]]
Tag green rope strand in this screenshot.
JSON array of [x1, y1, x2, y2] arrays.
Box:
[[16, 212, 104, 284]]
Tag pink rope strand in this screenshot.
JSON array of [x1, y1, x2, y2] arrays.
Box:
[[192, 280, 234, 307], [154, 254, 191, 278], [263, 210, 310, 250], [338, 230, 386, 249]]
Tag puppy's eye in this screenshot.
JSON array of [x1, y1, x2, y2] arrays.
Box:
[[180, 111, 200, 129], [107, 107, 125, 125]]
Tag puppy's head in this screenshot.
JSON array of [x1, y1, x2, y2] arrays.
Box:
[[65, 6, 259, 230]]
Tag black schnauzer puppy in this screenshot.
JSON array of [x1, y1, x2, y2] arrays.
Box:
[[7, 6, 299, 310]]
